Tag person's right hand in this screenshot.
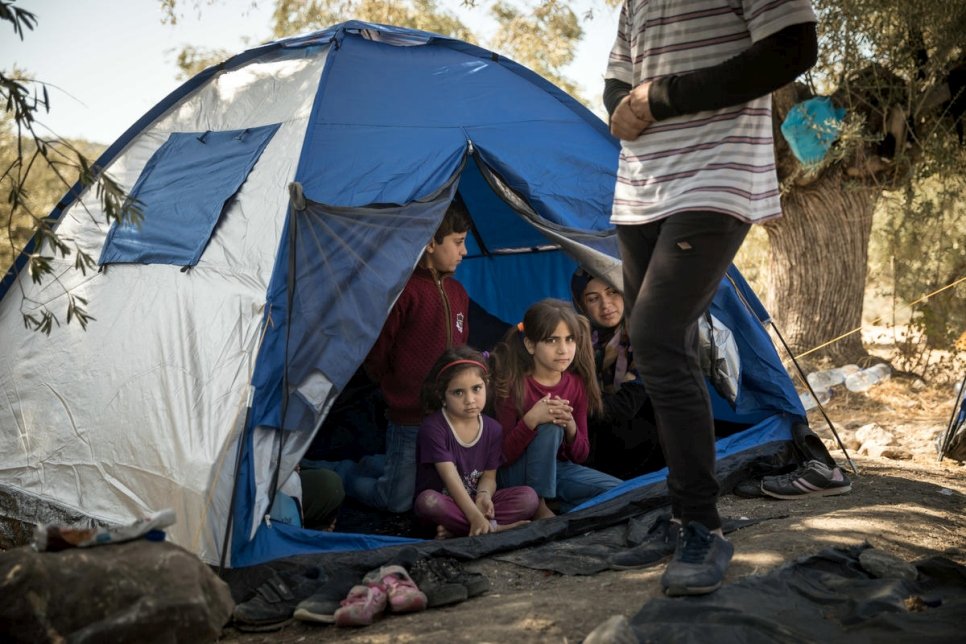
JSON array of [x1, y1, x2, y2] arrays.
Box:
[[468, 512, 494, 536], [610, 84, 654, 140]]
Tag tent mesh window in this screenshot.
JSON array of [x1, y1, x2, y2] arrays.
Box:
[[99, 124, 280, 266]]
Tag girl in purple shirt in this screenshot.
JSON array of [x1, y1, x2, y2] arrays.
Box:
[[414, 346, 538, 538]]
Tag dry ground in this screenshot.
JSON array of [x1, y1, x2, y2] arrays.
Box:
[[220, 377, 966, 643]]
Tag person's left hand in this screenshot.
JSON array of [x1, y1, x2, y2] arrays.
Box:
[[476, 493, 495, 519], [546, 396, 573, 426]]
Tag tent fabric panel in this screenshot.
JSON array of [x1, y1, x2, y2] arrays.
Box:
[[247, 179, 461, 432], [99, 124, 281, 266], [0, 265, 266, 556], [318, 35, 585, 130], [245, 423, 325, 546], [468, 123, 619, 233], [709, 272, 804, 418], [233, 519, 420, 568], [457, 159, 551, 254], [295, 126, 467, 206], [0, 47, 330, 565], [459, 251, 578, 328]]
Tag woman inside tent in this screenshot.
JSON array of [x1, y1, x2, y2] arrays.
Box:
[[570, 268, 664, 479]]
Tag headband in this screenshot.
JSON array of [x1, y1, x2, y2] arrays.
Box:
[[436, 359, 488, 385]]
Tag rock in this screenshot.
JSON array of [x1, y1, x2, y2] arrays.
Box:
[[854, 423, 896, 447], [861, 444, 912, 460], [584, 614, 637, 644], [859, 548, 918, 581], [0, 539, 233, 643]]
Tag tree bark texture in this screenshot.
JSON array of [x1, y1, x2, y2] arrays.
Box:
[[764, 174, 879, 364]]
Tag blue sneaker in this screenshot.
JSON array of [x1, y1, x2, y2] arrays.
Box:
[[660, 521, 733, 596]]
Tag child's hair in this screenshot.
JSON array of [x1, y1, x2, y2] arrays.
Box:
[[488, 299, 602, 417], [433, 193, 472, 243], [421, 344, 489, 413]]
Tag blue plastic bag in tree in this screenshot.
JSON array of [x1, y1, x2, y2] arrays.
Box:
[[780, 97, 846, 166]]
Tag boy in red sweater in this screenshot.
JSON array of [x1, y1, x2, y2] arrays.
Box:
[[345, 197, 472, 512]]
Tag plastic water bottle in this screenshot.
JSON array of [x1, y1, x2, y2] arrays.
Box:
[[806, 364, 859, 390], [799, 388, 831, 411], [844, 363, 892, 392]]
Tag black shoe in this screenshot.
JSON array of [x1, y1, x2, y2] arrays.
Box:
[[430, 557, 490, 598], [760, 460, 852, 499], [409, 557, 469, 608], [610, 518, 680, 570], [233, 567, 325, 629], [660, 522, 733, 596], [293, 575, 358, 624], [732, 477, 767, 498]]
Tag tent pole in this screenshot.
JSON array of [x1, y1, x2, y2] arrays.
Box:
[[938, 372, 966, 463], [217, 405, 251, 576], [264, 189, 302, 520], [769, 321, 859, 475]]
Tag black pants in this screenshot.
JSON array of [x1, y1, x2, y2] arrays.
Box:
[[618, 211, 750, 529]]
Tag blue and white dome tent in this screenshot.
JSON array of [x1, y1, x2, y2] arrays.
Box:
[[0, 22, 805, 567]]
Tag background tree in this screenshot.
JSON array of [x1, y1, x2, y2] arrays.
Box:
[[1, 1, 137, 333], [764, 0, 966, 366], [167, 0, 585, 100]]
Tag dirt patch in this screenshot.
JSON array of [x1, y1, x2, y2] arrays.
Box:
[[220, 378, 966, 643]]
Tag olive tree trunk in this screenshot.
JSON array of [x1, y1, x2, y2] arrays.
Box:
[[763, 172, 879, 364]]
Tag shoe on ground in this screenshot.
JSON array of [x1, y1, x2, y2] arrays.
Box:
[[430, 557, 490, 598], [293, 576, 357, 624], [660, 521, 734, 596], [333, 584, 388, 627], [409, 557, 469, 608], [760, 460, 852, 499], [732, 477, 767, 498], [362, 564, 427, 613], [610, 518, 680, 570], [233, 567, 324, 628]]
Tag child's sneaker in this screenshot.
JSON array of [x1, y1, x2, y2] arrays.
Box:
[[362, 564, 427, 613], [333, 584, 388, 627], [760, 460, 852, 499], [232, 567, 325, 631], [660, 521, 733, 596], [293, 575, 357, 624]]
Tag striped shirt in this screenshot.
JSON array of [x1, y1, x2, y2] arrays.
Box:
[[606, 0, 816, 225]]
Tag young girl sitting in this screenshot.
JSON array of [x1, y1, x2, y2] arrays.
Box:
[[413, 345, 539, 538], [490, 299, 623, 519]]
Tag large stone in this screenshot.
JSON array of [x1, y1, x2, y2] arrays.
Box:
[[854, 423, 896, 448], [0, 539, 233, 643]]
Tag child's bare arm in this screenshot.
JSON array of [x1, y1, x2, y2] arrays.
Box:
[[476, 470, 498, 519], [435, 462, 492, 535]]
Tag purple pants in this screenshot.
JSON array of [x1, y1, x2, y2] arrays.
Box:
[[413, 486, 539, 536]]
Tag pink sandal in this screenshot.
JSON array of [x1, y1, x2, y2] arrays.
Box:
[[362, 564, 428, 613], [333, 583, 388, 626]]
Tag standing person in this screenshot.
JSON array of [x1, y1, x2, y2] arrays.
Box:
[[413, 346, 539, 538], [570, 268, 662, 479], [490, 299, 622, 519], [604, 1, 818, 595], [339, 196, 472, 513]]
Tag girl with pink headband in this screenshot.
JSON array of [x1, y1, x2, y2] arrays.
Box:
[[413, 345, 538, 538]]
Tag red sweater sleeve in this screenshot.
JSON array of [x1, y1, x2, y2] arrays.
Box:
[[560, 373, 590, 464], [496, 395, 534, 465]]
